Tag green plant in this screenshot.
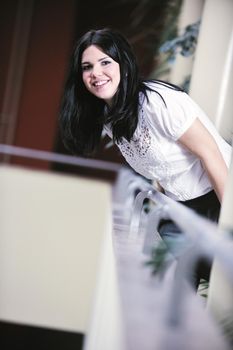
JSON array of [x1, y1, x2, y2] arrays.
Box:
[[159, 20, 201, 63], [145, 239, 174, 277], [197, 279, 209, 298], [153, 20, 201, 92], [219, 312, 233, 348]]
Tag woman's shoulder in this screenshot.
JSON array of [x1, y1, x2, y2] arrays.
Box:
[[140, 80, 199, 141], [139, 80, 181, 115], [143, 80, 202, 113], [141, 80, 184, 106], [144, 79, 183, 93]]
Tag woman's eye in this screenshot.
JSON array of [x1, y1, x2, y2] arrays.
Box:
[[101, 60, 111, 66], [82, 65, 92, 71]]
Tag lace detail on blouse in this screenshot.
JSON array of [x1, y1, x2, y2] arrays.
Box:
[[115, 107, 172, 183], [117, 107, 151, 158]]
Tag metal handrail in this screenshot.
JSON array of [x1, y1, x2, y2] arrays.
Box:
[[0, 144, 122, 172], [112, 170, 232, 349], [128, 185, 233, 280]]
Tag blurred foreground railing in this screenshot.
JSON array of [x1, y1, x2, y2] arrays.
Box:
[[1, 146, 232, 350], [91, 167, 233, 350], [0, 143, 122, 172]]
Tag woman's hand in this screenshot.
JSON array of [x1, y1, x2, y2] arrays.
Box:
[[178, 118, 228, 203]]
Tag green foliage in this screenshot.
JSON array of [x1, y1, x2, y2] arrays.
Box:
[[219, 312, 233, 348], [159, 20, 201, 63], [145, 239, 174, 277], [197, 279, 209, 298], [153, 20, 201, 91]]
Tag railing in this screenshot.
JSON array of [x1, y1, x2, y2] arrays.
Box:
[[0, 143, 122, 172], [1, 145, 232, 349], [110, 168, 233, 350]]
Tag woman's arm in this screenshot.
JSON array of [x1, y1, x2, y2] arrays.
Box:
[[178, 118, 228, 203]]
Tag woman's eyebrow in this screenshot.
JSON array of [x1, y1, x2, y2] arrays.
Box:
[[81, 56, 109, 65], [99, 56, 110, 61]]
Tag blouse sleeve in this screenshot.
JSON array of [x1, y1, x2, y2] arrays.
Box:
[[146, 88, 198, 141]]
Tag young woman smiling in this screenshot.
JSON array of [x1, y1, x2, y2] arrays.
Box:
[[59, 28, 232, 287]]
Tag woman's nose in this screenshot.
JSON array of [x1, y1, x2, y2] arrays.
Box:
[[92, 64, 102, 77]]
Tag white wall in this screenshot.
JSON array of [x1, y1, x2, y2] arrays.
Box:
[[189, 0, 233, 143], [207, 153, 233, 322], [0, 165, 112, 333], [169, 0, 233, 330], [170, 0, 204, 86]]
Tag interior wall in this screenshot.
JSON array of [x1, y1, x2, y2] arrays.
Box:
[[189, 0, 233, 143], [0, 0, 77, 169], [0, 1, 18, 141]]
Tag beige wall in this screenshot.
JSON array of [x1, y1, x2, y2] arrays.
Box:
[[170, 0, 204, 86], [0, 165, 112, 333], [189, 0, 233, 143], [207, 152, 233, 322], [169, 0, 233, 330]]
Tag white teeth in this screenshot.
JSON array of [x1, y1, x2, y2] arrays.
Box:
[[93, 80, 108, 86]]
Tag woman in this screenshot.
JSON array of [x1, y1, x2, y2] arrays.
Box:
[[59, 28, 232, 286]]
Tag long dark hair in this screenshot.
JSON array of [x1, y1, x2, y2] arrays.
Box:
[[59, 28, 182, 156]]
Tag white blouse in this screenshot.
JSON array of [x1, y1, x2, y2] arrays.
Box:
[[104, 82, 232, 201]]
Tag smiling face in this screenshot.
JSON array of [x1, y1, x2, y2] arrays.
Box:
[[81, 45, 121, 106]]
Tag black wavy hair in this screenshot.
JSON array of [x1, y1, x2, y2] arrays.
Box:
[[59, 28, 182, 156]]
